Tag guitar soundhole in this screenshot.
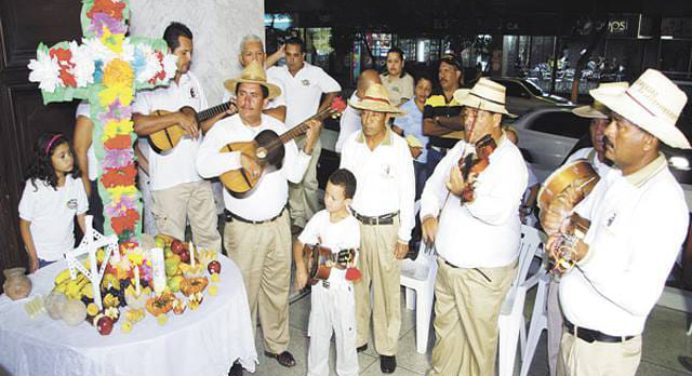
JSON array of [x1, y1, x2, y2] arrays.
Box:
[[255, 147, 268, 160]]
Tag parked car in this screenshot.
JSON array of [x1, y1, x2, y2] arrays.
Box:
[[491, 77, 573, 116], [512, 107, 692, 189]]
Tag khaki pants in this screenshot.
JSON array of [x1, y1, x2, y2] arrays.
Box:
[[547, 279, 563, 376], [558, 331, 642, 376], [289, 138, 321, 228], [430, 258, 517, 376], [354, 219, 400, 356], [151, 180, 220, 252], [224, 210, 292, 354]]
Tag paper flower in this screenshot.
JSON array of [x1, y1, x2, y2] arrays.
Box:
[[69, 41, 96, 87], [104, 135, 133, 150], [106, 185, 137, 201], [87, 0, 127, 22], [134, 45, 159, 84], [162, 53, 177, 81], [28, 49, 61, 92], [99, 100, 132, 123], [49, 47, 77, 87], [102, 118, 134, 140], [83, 37, 118, 65], [100, 27, 125, 54], [102, 149, 135, 169], [89, 13, 127, 37], [111, 209, 140, 235], [106, 193, 138, 217]]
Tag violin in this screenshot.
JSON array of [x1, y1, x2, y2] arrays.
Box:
[[458, 134, 497, 203]]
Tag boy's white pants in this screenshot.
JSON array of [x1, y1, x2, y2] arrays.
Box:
[[307, 280, 359, 376]]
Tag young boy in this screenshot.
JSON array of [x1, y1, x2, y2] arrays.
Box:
[[294, 168, 360, 376]]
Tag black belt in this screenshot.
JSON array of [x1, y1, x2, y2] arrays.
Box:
[[352, 211, 398, 225], [224, 207, 286, 225], [564, 319, 635, 343]]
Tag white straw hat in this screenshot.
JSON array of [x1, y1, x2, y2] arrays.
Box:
[[453, 78, 516, 118], [572, 82, 629, 119], [348, 84, 406, 116], [590, 69, 690, 149]]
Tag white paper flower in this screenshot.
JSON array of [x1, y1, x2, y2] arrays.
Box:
[[120, 39, 135, 63], [69, 41, 95, 88], [133, 45, 159, 83], [82, 37, 117, 65], [28, 50, 61, 92], [162, 53, 177, 81]]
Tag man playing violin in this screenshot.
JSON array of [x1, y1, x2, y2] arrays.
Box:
[[132, 22, 229, 251], [544, 70, 690, 376], [196, 61, 322, 371], [420, 78, 528, 376]]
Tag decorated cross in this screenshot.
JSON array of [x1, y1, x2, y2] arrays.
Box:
[[28, 0, 176, 242]]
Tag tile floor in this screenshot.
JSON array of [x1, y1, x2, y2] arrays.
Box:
[[247, 287, 692, 376]]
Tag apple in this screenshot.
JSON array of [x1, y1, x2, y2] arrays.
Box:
[[170, 240, 186, 255], [208, 260, 221, 274], [97, 316, 114, 335], [179, 250, 190, 263]]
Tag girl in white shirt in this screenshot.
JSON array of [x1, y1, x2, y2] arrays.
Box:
[[18, 133, 88, 272]]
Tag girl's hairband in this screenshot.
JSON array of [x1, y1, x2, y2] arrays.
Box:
[[44, 134, 63, 154]]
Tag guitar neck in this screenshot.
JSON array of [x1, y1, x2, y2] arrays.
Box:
[[196, 102, 235, 122], [278, 107, 333, 144]]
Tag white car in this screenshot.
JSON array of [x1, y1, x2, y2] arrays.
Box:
[[491, 77, 573, 116]]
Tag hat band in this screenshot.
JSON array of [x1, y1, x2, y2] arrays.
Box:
[[625, 91, 656, 118], [470, 92, 506, 108], [362, 96, 392, 105]]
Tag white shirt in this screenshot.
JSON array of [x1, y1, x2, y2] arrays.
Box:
[[565, 147, 613, 177], [222, 70, 286, 110], [196, 114, 311, 221], [132, 72, 207, 191], [335, 92, 362, 153], [560, 154, 689, 336], [76, 102, 99, 181], [18, 176, 88, 261], [269, 63, 341, 127], [420, 134, 528, 268], [394, 98, 429, 163], [298, 210, 361, 285], [340, 128, 416, 242]]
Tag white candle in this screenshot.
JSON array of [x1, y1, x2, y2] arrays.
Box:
[[149, 248, 167, 295], [134, 265, 141, 296], [189, 241, 195, 267]]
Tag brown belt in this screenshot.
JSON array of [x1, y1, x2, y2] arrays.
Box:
[[352, 210, 398, 225], [224, 207, 286, 225]]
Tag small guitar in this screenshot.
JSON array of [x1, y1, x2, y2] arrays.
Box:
[[303, 243, 356, 285], [219, 96, 346, 197], [149, 101, 237, 153]]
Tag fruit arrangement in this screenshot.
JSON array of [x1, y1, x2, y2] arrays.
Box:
[[43, 234, 223, 336]]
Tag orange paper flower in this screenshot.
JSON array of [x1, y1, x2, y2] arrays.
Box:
[[104, 135, 132, 150], [101, 165, 137, 188]]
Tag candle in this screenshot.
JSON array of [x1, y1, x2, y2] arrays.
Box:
[[134, 265, 141, 296], [149, 247, 167, 294], [189, 241, 195, 267]]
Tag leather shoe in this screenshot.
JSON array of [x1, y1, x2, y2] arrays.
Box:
[[380, 355, 396, 373], [264, 351, 296, 367], [227, 360, 243, 376], [356, 344, 368, 353]]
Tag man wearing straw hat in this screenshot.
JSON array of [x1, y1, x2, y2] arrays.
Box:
[[544, 81, 628, 376], [196, 61, 323, 371], [546, 69, 690, 376], [339, 83, 415, 374], [420, 77, 528, 376]]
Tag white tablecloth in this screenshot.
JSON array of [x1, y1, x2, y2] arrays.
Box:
[[0, 255, 257, 376]]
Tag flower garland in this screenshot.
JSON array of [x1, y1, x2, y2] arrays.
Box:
[[28, 0, 176, 242]]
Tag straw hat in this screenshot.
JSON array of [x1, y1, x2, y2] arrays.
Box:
[[348, 84, 406, 116], [223, 61, 281, 100], [572, 82, 629, 119], [453, 78, 516, 118], [590, 69, 690, 149]]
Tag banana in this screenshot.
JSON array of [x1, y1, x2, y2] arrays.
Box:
[[54, 269, 72, 285], [80, 283, 94, 299], [53, 280, 69, 293]]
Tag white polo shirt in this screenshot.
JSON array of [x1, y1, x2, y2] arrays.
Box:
[[222, 69, 286, 110], [335, 92, 362, 153], [18, 176, 88, 261], [269, 62, 341, 127], [419, 134, 528, 268], [565, 147, 613, 177], [298, 210, 361, 285], [560, 154, 689, 336], [132, 72, 207, 191], [339, 128, 416, 242], [196, 114, 311, 221], [76, 102, 99, 181]]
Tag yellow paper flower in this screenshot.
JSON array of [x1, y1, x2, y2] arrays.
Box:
[[101, 28, 125, 54], [106, 186, 137, 201], [99, 59, 134, 106], [102, 118, 134, 140], [127, 252, 144, 266]]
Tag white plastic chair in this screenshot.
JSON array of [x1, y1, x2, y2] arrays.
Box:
[[519, 260, 550, 376], [400, 200, 438, 354], [497, 225, 544, 376]]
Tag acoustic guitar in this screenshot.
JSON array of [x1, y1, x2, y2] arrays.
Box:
[[303, 243, 355, 285], [148, 102, 237, 153], [219, 96, 346, 197]]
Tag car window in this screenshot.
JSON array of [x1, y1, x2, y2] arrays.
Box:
[[525, 111, 590, 138], [502, 81, 527, 97], [523, 80, 545, 96]]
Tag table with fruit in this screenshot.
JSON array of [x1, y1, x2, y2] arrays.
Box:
[[0, 235, 257, 376]]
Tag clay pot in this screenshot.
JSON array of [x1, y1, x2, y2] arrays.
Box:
[[3, 267, 32, 300]]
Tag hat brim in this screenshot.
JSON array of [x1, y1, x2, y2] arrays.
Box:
[[591, 88, 691, 149], [348, 99, 406, 116], [453, 90, 517, 118], [572, 105, 608, 119], [224, 78, 281, 101]]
